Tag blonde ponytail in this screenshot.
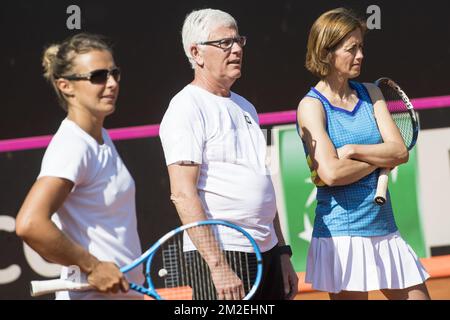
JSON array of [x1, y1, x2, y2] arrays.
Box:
[[41, 33, 112, 111], [42, 44, 60, 81]]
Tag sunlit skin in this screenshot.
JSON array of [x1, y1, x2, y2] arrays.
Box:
[[315, 28, 364, 111], [298, 27, 430, 300], [330, 28, 364, 79], [56, 50, 119, 143], [191, 25, 244, 97], [15, 48, 130, 295]]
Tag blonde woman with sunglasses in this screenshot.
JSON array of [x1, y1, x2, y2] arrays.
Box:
[[16, 33, 144, 300]]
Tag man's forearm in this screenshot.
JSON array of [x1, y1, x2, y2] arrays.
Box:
[[273, 213, 286, 247], [170, 192, 226, 267], [170, 192, 207, 224]]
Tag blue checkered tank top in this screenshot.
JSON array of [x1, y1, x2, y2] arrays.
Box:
[[298, 81, 398, 237]]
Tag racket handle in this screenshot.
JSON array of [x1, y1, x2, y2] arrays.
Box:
[[30, 279, 93, 297], [374, 168, 390, 206]]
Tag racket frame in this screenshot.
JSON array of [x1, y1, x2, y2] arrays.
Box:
[[30, 219, 263, 300], [373, 78, 419, 205]]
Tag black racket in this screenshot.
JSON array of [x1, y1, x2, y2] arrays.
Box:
[[374, 78, 419, 205]]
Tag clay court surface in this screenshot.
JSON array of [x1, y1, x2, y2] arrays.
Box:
[[296, 277, 450, 300], [295, 254, 450, 300]]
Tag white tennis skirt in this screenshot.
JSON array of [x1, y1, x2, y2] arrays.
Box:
[[305, 231, 430, 293]]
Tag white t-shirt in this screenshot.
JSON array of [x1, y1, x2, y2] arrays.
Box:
[[38, 118, 144, 300], [159, 84, 278, 252]]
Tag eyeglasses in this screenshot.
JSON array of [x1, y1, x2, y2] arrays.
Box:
[[60, 68, 121, 84], [197, 36, 247, 50]]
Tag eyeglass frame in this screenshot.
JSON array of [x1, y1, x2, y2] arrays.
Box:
[[57, 67, 121, 83], [197, 36, 247, 50]]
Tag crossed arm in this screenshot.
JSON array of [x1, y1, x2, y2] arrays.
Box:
[[297, 83, 408, 187]]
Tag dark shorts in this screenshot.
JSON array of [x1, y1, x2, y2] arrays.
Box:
[[184, 244, 285, 300]]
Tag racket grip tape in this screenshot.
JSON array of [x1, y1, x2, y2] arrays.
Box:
[[30, 279, 93, 297], [374, 168, 390, 206]]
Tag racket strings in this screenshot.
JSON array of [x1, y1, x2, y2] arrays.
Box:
[[151, 224, 258, 300], [379, 83, 416, 149], [161, 242, 179, 288]]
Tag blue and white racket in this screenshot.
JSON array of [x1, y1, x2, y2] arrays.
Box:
[[30, 220, 263, 300]]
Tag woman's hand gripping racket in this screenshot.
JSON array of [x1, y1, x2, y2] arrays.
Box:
[[374, 78, 419, 205], [30, 220, 262, 300]]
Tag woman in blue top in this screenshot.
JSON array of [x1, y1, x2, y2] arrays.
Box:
[[296, 8, 430, 300]]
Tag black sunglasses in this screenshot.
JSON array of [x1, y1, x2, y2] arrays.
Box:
[[60, 68, 121, 84]]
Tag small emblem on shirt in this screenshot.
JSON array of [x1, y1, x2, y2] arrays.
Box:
[[244, 115, 252, 125]]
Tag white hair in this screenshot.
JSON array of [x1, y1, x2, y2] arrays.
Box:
[[182, 9, 238, 69]]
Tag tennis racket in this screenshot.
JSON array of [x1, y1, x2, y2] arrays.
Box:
[[373, 78, 419, 205], [30, 219, 262, 300]]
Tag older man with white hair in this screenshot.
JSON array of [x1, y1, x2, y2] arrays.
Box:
[[159, 8, 298, 300]]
